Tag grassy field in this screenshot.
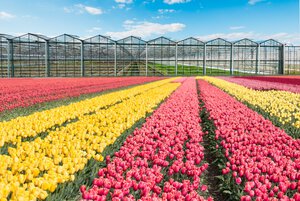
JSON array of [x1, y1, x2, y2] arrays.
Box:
[[148, 63, 254, 76]]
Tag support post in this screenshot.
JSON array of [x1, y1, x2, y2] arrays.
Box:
[[203, 44, 206, 75], [114, 42, 117, 76], [230, 44, 234, 75], [145, 43, 148, 76], [256, 44, 260, 74], [80, 41, 84, 77], [7, 40, 14, 78], [45, 40, 50, 77], [280, 44, 285, 75], [175, 43, 178, 76]]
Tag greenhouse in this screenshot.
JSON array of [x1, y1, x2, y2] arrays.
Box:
[[177, 37, 204, 76], [83, 35, 115, 76], [205, 38, 232, 75], [146, 37, 176, 76], [259, 39, 283, 75], [233, 38, 258, 75], [286, 46, 300, 75], [11, 33, 48, 77], [116, 36, 146, 76], [0, 33, 299, 77], [0, 34, 12, 78], [49, 34, 82, 77]]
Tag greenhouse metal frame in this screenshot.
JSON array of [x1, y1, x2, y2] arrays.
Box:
[[0, 33, 299, 77], [116, 36, 146, 76], [83, 35, 115, 77], [0, 34, 12, 78], [49, 34, 82, 77]]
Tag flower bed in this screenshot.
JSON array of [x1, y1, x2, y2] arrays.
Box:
[[0, 81, 178, 201], [0, 77, 162, 112], [198, 79, 300, 200], [239, 76, 300, 85], [0, 79, 174, 149], [80, 78, 213, 201], [221, 77, 300, 93], [202, 77, 300, 130]]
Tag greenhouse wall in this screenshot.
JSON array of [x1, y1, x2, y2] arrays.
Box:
[[0, 36, 9, 78], [0, 33, 299, 77]]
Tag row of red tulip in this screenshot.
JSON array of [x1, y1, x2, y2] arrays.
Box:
[[198, 79, 300, 200], [221, 77, 300, 93], [80, 78, 213, 201], [0, 77, 162, 113], [238, 76, 300, 85]]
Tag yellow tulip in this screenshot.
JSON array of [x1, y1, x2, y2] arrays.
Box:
[[0, 79, 179, 200], [202, 77, 300, 129]]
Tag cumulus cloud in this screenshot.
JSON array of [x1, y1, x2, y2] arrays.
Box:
[[163, 0, 190, 5], [106, 20, 185, 39], [248, 0, 265, 5], [64, 4, 103, 15], [0, 11, 15, 20], [76, 4, 103, 15], [113, 0, 133, 10], [158, 9, 176, 14], [229, 26, 245, 30], [84, 6, 103, 15], [196, 32, 300, 45], [115, 0, 133, 3]]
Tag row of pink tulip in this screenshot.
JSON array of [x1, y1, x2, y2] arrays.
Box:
[[221, 77, 300, 93], [240, 76, 300, 85], [80, 78, 213, 201], [198, 79, 300, 200], [0, 77, 162, 112]]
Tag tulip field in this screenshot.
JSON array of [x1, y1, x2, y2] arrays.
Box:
[[0, 76, 300, 201]]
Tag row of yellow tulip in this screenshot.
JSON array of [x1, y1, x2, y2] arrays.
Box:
[[200, 77, 300, 128], [0, 79, 174, 148], [0, 81, 179, 201]]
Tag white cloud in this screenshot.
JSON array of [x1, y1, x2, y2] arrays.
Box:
[[113, 0, 132, 10], [118, 4, 126, 9], [196, 32, 300, 45], [115, 0, 133, 4], [76, 4, 103, 15], [248, 0, 265, 5], [163, 0, 190, 5], [106, 20, 185, 39], [0, 11, 15, 20], [64, 4, 103, 15], [229, 26, 245, 30], [84, 6, 103, 15], [158, 9, 176, 14]]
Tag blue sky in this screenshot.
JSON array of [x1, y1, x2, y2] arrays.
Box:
[[0, 0, 299, 44]]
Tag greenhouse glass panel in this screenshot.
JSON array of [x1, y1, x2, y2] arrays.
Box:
[[206, 38, 232, 75], [0, 35, 11, 77], [147, 37, 176, 76], [285, 46, 300, 75], [84, 35, 115, 76], [49, 34, 82, 77], [259, 39, 282, 75], [233, 39, 258, 75], [12, 33, 47, 77], [116, 36, 146, 76], [177, 37, 204, 76]]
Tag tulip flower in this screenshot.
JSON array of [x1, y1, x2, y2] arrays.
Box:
[[80, 78, 213, 200], [198, 79, 300, 199]]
